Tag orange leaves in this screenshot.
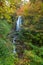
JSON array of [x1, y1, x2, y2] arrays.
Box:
[[16, 2, 32, 16], [16, 6, 24, 15], [16, 4, 27, 15], [16, 1, 43, 17], [0, 2, 3, 6]]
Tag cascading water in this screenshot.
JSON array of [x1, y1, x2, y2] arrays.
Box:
[[13, 16, 22, 53], [16, 16, 22, 31], [13, 16, 22, 43]]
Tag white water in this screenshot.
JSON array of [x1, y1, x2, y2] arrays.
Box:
[[16, 16, 22, 31], [13, 16, 22, 43], [13, 16, 22, 53]]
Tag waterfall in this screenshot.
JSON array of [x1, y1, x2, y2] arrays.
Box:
[[13, 16, 22, 43], [13, 16, 22, 53], [16, 16, 22, 31]]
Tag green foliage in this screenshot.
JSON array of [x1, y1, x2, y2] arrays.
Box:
[[0, 19, 15, 65], [0, 19, 11, 37], [0, 0, 21, 22], [0, 0, 43, 65], [15, 29, 43, 65], [14, 1, 43, 65]]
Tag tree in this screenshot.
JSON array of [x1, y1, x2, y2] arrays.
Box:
[[0, 0, 22, 65], [0, 0, 21, 22], [14, 0, 43, 65], [0, 19, 15, 65]]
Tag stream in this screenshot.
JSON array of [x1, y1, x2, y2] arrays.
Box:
[[13, 16, 22, 53]]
